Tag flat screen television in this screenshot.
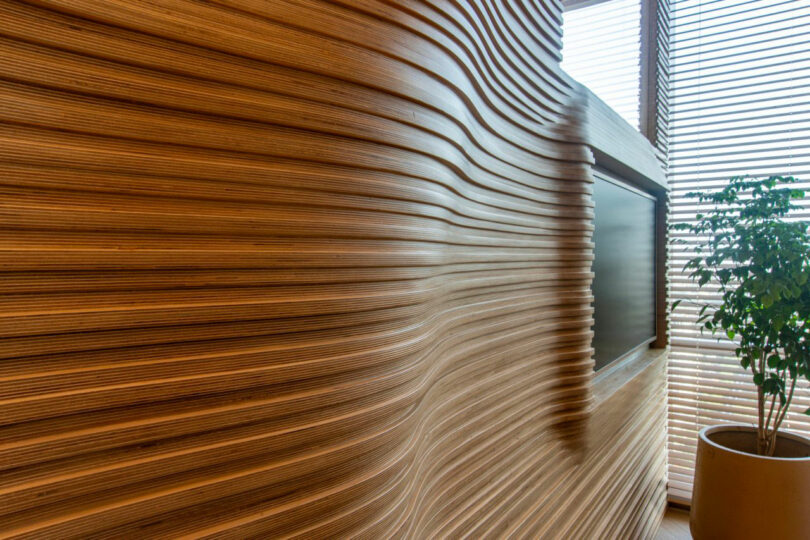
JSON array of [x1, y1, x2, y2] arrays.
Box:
[[591, 171, 657, 370]]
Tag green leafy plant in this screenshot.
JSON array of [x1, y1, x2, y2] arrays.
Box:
[[673, 176, 810, 456]]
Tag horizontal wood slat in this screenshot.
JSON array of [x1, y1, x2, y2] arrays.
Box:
[[0, 0, 665, 537]]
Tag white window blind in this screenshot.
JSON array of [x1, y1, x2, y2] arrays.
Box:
[[669, 0, 810, 503], [562, 0, 643, 129]]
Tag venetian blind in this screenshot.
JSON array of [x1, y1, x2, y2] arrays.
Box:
[[668, 0, 810, 503], [562, 0, 643, 129]]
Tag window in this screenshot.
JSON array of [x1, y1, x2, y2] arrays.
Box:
[[668, 0, 810, 503], [562, 0, 643, 129]]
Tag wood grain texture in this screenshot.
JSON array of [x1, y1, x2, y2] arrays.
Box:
[[0, 0, 665, 537]]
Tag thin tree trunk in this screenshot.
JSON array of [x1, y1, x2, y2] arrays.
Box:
[[766, 375, 798, 456], [757, 351, 767, 455]]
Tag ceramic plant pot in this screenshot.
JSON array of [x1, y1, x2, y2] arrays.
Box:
[[690, 424, 810, 539]]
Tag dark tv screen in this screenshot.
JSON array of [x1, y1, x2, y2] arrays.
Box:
[[591, 172, 656, 370]]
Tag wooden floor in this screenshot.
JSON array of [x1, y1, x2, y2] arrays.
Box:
[[655, 507, 691, 540]]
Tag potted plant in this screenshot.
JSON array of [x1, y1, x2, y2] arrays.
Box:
[[673, 176, 810, 539]]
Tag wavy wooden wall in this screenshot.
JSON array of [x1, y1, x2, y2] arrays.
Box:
[[0, 1, 665, 537]]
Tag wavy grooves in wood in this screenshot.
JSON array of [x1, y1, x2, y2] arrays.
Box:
[[0, 1, 664, 537]]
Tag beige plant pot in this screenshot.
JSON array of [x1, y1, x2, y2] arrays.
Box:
[[690, 424, 810, 540]]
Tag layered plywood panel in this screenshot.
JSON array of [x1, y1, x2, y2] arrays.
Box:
[[0, 1, 664, 537]]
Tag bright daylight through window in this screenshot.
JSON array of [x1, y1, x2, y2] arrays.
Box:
[[562, 0, 643, 129], [668, 0, 810, 502]]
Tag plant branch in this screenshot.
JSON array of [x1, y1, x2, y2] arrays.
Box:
[[768, 374, 798, 456], [751, 350, 762, 454], [764, 392, 777, 435]]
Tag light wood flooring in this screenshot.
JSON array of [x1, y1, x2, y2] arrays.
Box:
[[655, 507, 691, 540]]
